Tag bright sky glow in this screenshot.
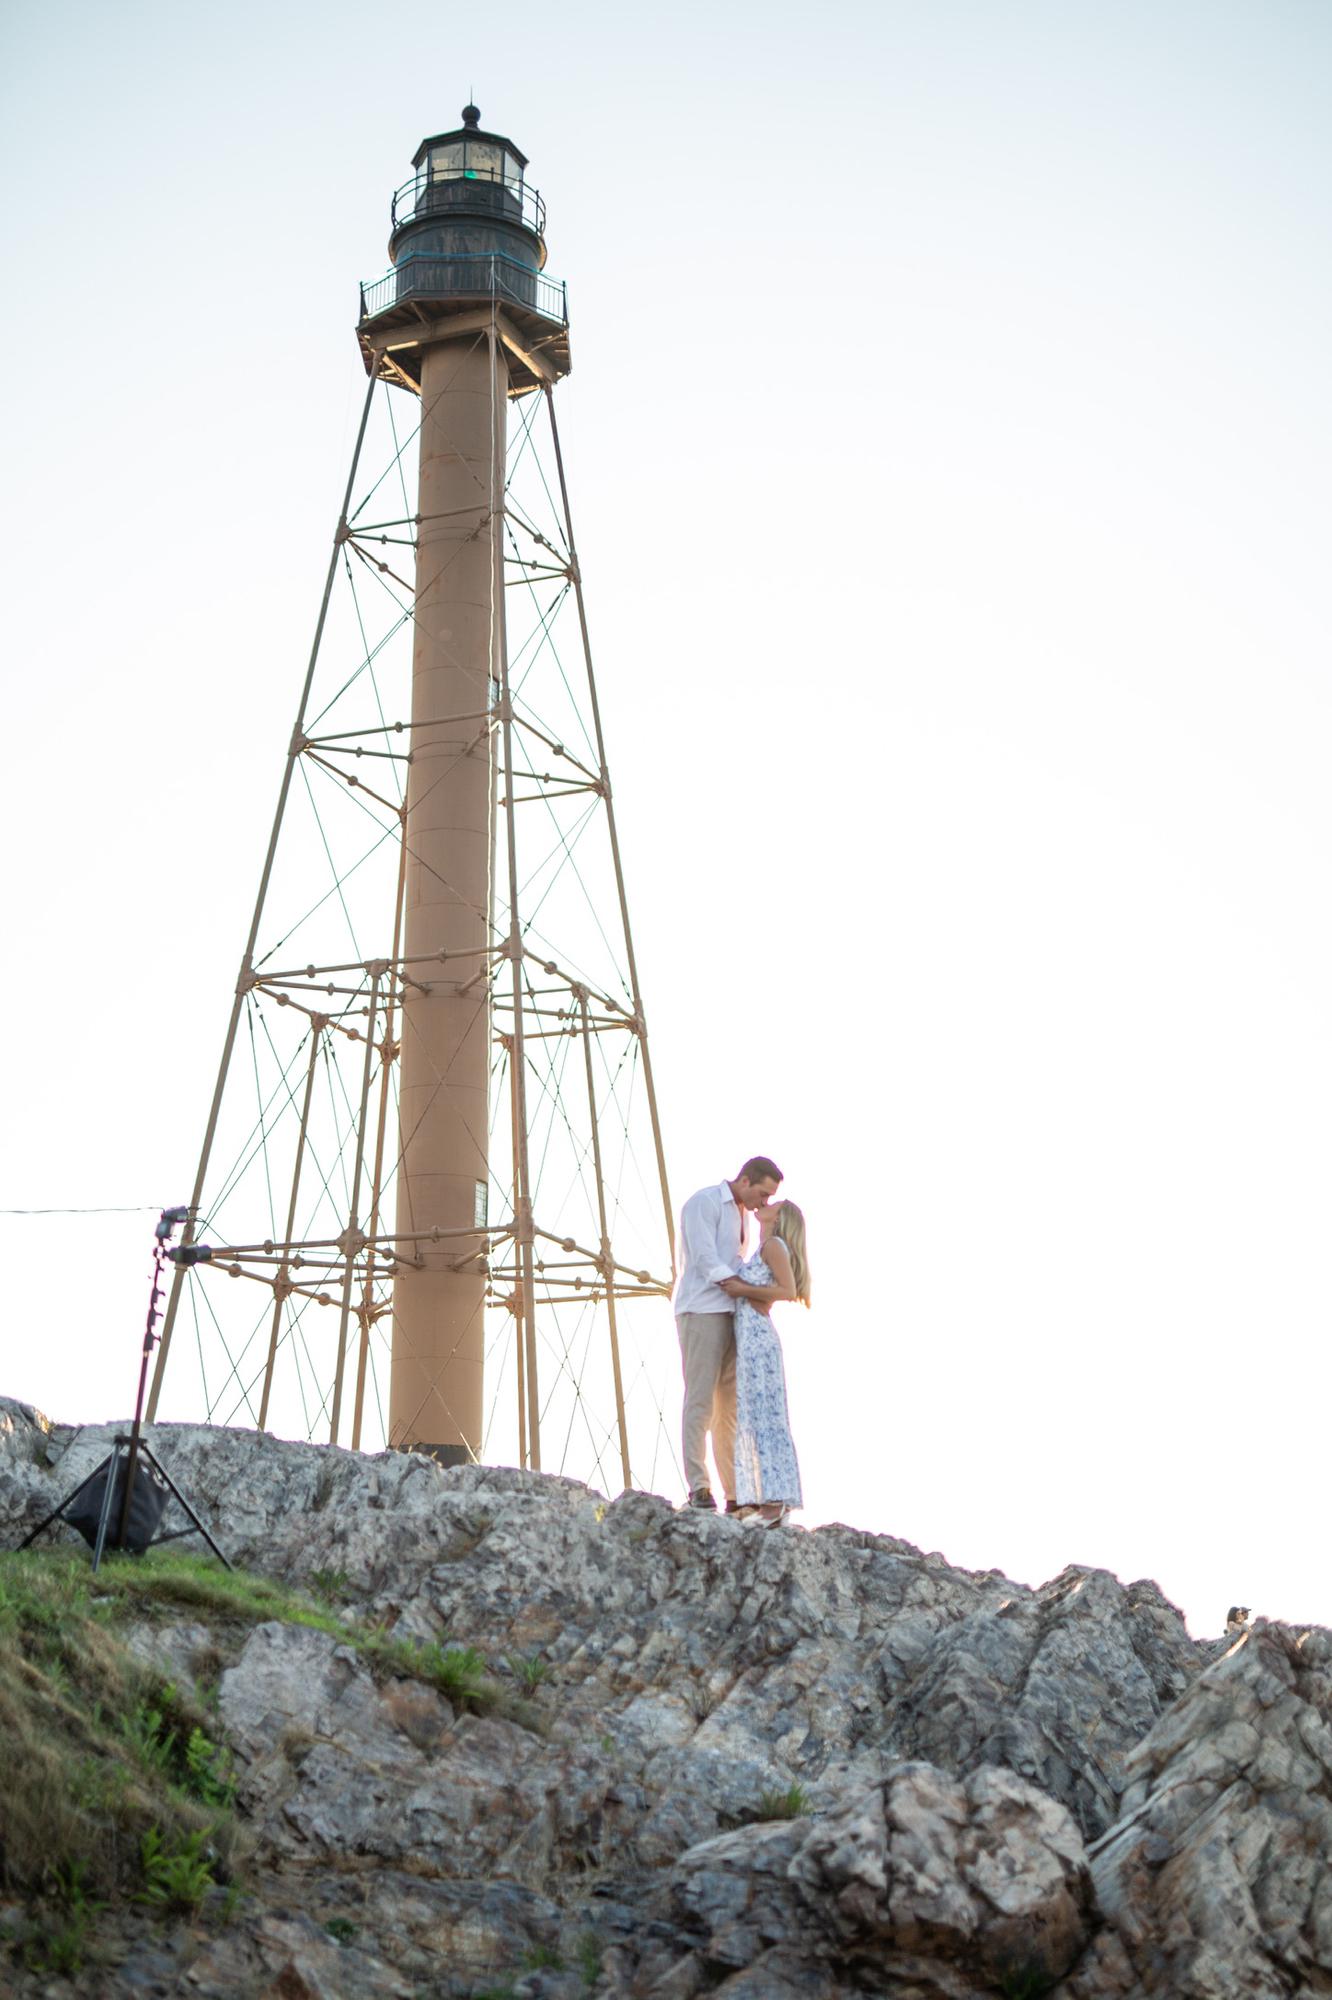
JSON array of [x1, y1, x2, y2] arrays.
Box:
[[2, 1, 1329, 1637]]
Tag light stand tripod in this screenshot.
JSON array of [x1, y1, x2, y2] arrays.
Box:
[[18, 1208, 231, 1572]]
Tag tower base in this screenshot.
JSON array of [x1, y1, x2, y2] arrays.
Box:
[[405, 1440, 472, 1469]]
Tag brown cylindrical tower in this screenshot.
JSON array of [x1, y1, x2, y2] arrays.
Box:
[[389, 333, 503, 1458], [359, 106, 571, 1462]]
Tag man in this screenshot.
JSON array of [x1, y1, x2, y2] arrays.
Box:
[[674, 1156, 783, 1510]]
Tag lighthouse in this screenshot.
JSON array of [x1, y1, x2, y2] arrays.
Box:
[[148, 109, 673, 1493]]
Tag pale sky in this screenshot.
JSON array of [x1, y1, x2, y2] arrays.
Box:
[[2, 1, 1329, 1638]]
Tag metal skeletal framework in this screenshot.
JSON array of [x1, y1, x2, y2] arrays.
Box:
[[146, 325, 681, 1495]]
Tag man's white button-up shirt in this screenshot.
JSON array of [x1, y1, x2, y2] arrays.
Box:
[[673, 1180, 749, 1316]]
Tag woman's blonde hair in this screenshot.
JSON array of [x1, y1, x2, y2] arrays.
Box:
[[772, 1200, 811, 1306]]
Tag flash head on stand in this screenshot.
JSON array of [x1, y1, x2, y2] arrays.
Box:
[[156, 1206, 210, 1262], [14, 1208, 231, 1570], [167, 1241, 213, 1267]]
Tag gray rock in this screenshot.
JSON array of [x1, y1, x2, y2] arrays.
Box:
[[883, 1565, 1195, 1839], [0, 1405, 1205, 1853], [3, 1396, 1328, 2000], [1063, 1619, 1332, 1997], [611, 1760, 1091, 1997], [0, 1397, 53, 1462], [795, 1762, 1091, 1972], [121, 1618, 221, 1699]]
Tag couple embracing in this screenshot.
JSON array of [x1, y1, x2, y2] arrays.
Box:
[[673, 1156, 811, 1526]]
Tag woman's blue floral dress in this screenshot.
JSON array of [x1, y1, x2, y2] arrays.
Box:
[[732, 1237, 803, 1509]]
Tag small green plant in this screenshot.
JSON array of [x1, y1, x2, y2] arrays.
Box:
[[43, 1655, 72, 1698], [122, 1691, 179, 1778], [755, 1782, 809, 1821], [368, 1634, 496, 1711], [524, 1941, 565, 1970], [24, 1910, 92, 1977], [52, 1856, 99, 1904], [213, 1881, 245, 1924], [578, 1930, 602, 1988], [121, 1689, 235, 1808], [184, 1725, 235, 1809], [139, 1825, 217, 1913], [21, 1857, 104, 1975], [685, 1683, 718, 1724], [510, 1651, 553, 1694], [71, 1751, 129, 1814], [325, 1915, 359, 1944], [309, 1567, 354, 1606], [432, 1643, 489, 1706]]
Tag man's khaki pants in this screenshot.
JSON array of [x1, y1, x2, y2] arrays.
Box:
[[677, 1310, 736, 1501]]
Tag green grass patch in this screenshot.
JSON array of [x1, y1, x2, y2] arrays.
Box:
[[74, 1546, 349, 1634], [0, 1551, 248, 1975], [524, 1941, 565, 1971], [0, 1545, 530, 1975], [755, 1782, 810, 1821], [381, 1636, 541, 1730], [363, 1634, 493, 1709], [578, 1930, 603, 1987], [77, 1548, 519, 1715]]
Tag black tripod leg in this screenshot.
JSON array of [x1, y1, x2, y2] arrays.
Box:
[[15, 1455, 114, 1552], [138, 1448, 233, 1570], [92, 1444, 128, 1574]]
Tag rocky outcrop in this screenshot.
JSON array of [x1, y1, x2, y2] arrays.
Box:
[[614, 1763, 1094, 1998], [1068, 1620, 1332, 1997], [2, 1397, 1329, 1998]]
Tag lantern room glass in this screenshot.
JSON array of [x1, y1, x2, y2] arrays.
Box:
[[429, 142, 464, 180], [427, 139, 525, 192]]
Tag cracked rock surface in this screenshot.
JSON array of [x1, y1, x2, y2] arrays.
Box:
[[2, 1398, 1328, 1998]]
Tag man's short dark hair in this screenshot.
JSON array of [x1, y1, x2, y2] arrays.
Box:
[[737, 1155, 783, 1186]]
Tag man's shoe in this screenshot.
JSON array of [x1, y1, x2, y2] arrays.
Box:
[[687, 1487, 717, 1510], [724, 1498, 741, 1515]]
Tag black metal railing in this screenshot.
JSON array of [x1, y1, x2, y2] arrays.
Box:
[[359, 253, 568, 326], [391, 169, 546, 239]]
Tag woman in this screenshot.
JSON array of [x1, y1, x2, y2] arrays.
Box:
[[727, 1199, 810, 1525]]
